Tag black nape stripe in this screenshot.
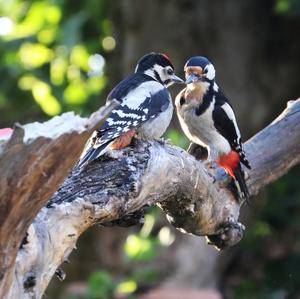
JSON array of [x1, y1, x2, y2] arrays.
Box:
[[154, 70, 163, 84]]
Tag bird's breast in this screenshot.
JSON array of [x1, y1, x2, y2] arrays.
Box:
[[138, 98, 173, 139], [176, 99, 231, 154]]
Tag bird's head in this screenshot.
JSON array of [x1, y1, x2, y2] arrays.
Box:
[[135, 52, 184, 87], [184, 56, 216, 85]]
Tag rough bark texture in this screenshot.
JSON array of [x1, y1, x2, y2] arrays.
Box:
[[0, 100, 119, 299], [1, 99, 299, 298], [106, 0, 300, 291]]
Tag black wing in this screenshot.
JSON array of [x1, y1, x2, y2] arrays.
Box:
[[106, 73, 155, 103], [212, 94, 251, 169], [78, 76, 170, 167]]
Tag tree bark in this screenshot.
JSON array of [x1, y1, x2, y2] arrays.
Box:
[[1, 99, 299, 298], [0, 100, 119, 299]]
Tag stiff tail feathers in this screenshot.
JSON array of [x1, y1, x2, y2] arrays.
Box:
[[76, 141, 111, 168], [233, 164, 250, 199]]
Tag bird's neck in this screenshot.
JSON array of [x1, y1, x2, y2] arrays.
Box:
[[140, 69, 164, 85], [185, 81, 211, 103]]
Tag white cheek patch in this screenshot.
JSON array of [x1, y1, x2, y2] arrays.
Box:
[[205, 64, 215, 80], [153, 64, 168, 82]]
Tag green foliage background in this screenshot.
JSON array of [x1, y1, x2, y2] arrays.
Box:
[[1, 0, 300, 299], [0, 0, 111, 127]]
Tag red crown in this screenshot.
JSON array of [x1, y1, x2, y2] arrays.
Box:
[[162, 53, 171, 63]]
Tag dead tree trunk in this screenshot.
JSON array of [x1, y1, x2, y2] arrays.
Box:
[[1, 99, 300, 299]]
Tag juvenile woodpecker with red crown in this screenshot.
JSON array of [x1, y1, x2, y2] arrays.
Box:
[[175, 56, 251, 198], [78, 52, 184, 168]]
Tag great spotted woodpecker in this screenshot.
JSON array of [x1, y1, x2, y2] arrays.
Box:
[[78, 52, 183, 167], [175, 56, 251, 198]]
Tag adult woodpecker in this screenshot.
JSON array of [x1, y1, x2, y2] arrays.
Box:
[[175, 56, 251, 198], [78, 52, 184, 167]]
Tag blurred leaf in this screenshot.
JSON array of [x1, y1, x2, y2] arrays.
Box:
[[64, 80, 88, 105], [18, 75, 37, 90], [32, 81, 61, 116], [18, 43, 54, 69], [71, 45, 90, 71], [275, 0, 290, 13], [165, 129, 189, 148], [274, 0, 300, 16], [116, 280, 137, 295], [87, 76, 107, 94], [140, 214, 155, 238], [51, 57, 67, 85], [87, 271, 115, 299], [37, 28, 57, 44], [124, 235, 158, 261]]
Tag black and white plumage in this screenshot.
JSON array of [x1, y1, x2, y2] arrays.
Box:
[[78, 53, 183, 167], [175, 56, 251, 198]]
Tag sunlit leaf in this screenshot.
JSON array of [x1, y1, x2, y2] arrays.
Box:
[[37, 28, 57, 44], [11, 2, 46, 38], [116, 280, 137, 294], [18, 75, 37, 90], [45, 5, 61, 25], [70, 45, 89, 71], [67, 65, 81, 81], [124, 235, 157, 261], [87, 76, 107, 94], [140, 214, 155, 238], [19, 43, 54, 69], [51, 58, 67, 85], [64, 80, 88, 104], [32, 81, 61, 116]]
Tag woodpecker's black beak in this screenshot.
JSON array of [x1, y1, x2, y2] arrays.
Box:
[[186, 73, 203, 84], [171, 74, 185, 84]]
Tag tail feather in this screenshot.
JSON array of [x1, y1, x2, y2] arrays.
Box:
[[233, 164, 250, 199], [76, 142, 111, 168]]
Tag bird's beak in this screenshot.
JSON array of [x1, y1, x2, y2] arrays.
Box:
[[185, 73, 201, 84], [171, 74, 185, 84]]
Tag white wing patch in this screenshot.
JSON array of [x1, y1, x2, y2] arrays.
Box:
[[122, 81, 164, 110], [221, 102, 241, 143], [115, 109, 141, 119]]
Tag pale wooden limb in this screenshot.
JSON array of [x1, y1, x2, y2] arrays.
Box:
[[1, 99, 300, 298], [0, 100, 119, 299]]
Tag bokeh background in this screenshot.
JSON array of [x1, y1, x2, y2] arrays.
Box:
[[1, 0, 300, 298]]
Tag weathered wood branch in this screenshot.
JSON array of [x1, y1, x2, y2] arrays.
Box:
[[1, 99, 300, 299], [0, 100, 119, 299]]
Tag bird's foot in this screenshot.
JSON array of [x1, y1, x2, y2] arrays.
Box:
[[206, 217, 245, 250]]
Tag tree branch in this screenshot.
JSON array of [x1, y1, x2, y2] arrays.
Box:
[[0, 100, 119, 299], [2, 99, 300, 299]]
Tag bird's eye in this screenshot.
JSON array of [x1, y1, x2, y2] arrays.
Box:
[[203, 68, 208, 74], [167, 68, 173, 75]]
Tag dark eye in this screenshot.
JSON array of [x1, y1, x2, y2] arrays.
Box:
[[203, 68, 208, 74], [167, 68, 173, 75]]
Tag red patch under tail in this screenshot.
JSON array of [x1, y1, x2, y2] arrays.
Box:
[[216, 151, 240, 178], [110, 129, 136, 150], [216, 151, 250, 198]]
